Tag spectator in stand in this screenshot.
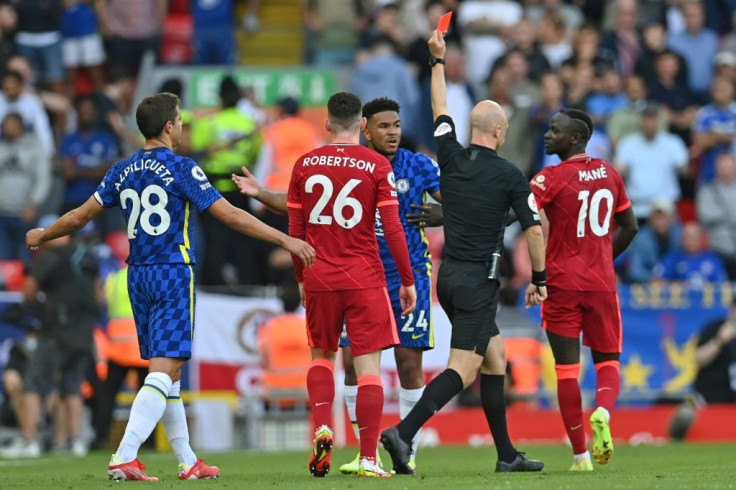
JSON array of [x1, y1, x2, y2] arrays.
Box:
[[61, 0, 106, 95], [647, 49, 698, 143], [0, 70, 55, 157], [722, 10, 736, 54], [0, 3, 17, 73], [191, 0, 237, 65], [668, 0, 718, 104], [615, 102, 688, 222], [12, 0, 65, 94], [697, 153, 736, 280], [0, 113, 51, 261], [302, 0, 361, 66], [524, 0, 583, 33], [59, 96, 119, 233], [96, 0, 166, 107], [490, 66, 535, 177], [440, 43, 474, 146], [693, 307, 736, 403], [560, 22, 614, 84], [236, 86, 267, 127], [457, 0, 523, 86], [607, 75, 667, 148], [564, 62, 596, 110], [713, 51, 736, 85], [508, 18, 550, 83], [349, 37, 420, 140], [691, 76, 736, 183], [358, 1, 404, 57], [654, 222, 727, 285], [498, 48, 540, 110], [537, 9, 572, 71], [599, 0, 643, 78], [623, 199, 683, 283], [406, 0, 460, 87], [586, 68, 628, 131], [635, 22, 688, 89]]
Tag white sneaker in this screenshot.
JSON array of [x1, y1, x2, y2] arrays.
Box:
[[71, 438, 87, 457], [357, 457, 391, 478], [0, 438, 41, 459]]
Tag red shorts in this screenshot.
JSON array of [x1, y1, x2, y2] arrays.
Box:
[[541, 286, 622, 354], [305, 287, 399, 356]]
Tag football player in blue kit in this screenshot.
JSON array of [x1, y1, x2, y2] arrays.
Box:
[[27, 92, 315, 481]]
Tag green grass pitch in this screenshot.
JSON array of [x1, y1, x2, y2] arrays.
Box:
[[1, 444, 734, 489]]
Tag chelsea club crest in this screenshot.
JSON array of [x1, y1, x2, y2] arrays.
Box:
[[397, 179, 410, 193]]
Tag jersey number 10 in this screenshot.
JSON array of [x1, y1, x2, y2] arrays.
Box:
[[576, 189, 613, 238], [121, 184, 172, 239], [305, 174, 363, 229]]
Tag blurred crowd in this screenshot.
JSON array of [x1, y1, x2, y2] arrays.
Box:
[[0, 0, 735, 456]]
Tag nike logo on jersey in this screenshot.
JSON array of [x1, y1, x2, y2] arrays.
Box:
[[411, 333, 425, 340], [570, 424, 583, 430], [597, 387, 612, 392], [315, 402, 330, 407]]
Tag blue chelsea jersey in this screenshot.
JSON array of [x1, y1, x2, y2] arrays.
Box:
[[94, 147, 222, 266], [376, 148, 441, 274]]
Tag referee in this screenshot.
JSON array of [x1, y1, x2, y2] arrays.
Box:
[[381, 29, 547, 474]]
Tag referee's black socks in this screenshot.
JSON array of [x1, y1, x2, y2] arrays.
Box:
[[480, 373, 517, 463], [397, 368, 464, 443]]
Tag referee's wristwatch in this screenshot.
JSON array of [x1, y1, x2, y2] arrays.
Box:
[[428, 56, 445, 67]]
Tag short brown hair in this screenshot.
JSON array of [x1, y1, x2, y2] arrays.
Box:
[[327, 92, 362, 131], [136, 92, 180, 140]]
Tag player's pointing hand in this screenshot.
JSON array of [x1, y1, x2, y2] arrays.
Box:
[[285, 237, 316, 267]]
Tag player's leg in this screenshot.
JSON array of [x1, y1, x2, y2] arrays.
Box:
[[304, 290, 342, 477], [109, 266, 177, 481], [541, 287, 591, 470], [59, 350, 90, 456], [583, 291, 623, 466], [338, 341, 363, 474], [546, 330, 591, 469], [345, 287, 396, 478], [393, 269, 432, 468]]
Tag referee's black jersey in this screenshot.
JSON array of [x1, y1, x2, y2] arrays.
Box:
[[434, 114, 541, 263]]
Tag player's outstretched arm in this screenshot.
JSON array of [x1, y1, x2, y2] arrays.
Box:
[[612, 206, 638, 260], [231, 166, 289, 214], [208, 198, 315, 266], [379, 203, 416, 315], [26, 196, 103, 250]]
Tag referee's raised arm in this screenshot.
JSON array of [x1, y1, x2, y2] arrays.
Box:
[[428, 29, 449, 120]]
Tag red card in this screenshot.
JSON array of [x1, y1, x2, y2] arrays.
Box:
[[437, 11, 453, 33]]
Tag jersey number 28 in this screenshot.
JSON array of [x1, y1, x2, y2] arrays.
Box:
[[576, 189, 613, 238], [121, 184, 171, 239], [305, 174, 363, 229]]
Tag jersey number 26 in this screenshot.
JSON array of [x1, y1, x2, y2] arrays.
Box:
[[305, 174, 363, 229]]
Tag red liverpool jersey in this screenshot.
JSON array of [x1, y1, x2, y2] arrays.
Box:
[[532, 154, 631, 292], [288, 143, 412, 291]]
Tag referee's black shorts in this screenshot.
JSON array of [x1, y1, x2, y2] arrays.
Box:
[[437, 257, 500, 356]]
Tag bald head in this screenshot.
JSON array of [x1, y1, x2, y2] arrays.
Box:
[[470, 100, 507, 133], [469, 100, 508, 149]]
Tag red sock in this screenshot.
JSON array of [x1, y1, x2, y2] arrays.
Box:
[[595, 361, 620, 412], [307, 359, 335, 431], [555, 364, 586, 455], [356, 375, 383, 460]]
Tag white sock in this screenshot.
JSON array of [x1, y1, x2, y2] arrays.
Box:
[[597, 406, 611, 423], [162, 381, 197, 467], [574, 450, 591, 463], [344, 384, 360, 442], [399, 386, 424, 460], [116, 372, 173, 463]]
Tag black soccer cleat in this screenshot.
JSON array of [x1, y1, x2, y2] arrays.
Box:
[[495, 452, 544, 472], [380, 426, 415, 475]]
